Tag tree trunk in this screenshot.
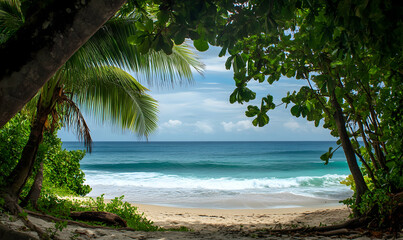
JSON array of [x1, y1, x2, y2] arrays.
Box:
[[21, 161, 44, 208], [0, 0, 126, 128], [330, 93, 368, 209], [6, 105, 49, 198]]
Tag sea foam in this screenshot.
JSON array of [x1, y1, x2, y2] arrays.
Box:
[[85, 171, 348, 191]]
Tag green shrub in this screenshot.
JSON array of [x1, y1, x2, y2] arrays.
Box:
[[0, 112, 91, 196], [34, 193, 161, 231]]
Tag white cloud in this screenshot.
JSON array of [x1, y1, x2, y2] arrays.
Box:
[[283, 120, 300, 131], [161, 120, 182, 128], [196, 87, 223, 90], [221, 120, 252, 132], [201, 98, 245, 113], [193, 121, 214, 134], [202, 56, 229, 73], [283, 119, 310, 132]]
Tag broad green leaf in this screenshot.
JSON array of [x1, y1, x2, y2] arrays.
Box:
[[290, 105, 300, 117], [174, 30, 186, 45], [219, 46, 227, 57], [229, 90, 238, 104], [245, 105, 259, 117], [225, 56, 234, 70], [256, 113, 269, 127], [194, 38, 209, 51]]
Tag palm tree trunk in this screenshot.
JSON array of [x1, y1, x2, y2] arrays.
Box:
[[6, 105, 50, 198], [21, 161, 44, 208], [330, 93, 368, 210]]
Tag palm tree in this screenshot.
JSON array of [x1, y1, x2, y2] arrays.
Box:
[[1, 0, 204, 209]]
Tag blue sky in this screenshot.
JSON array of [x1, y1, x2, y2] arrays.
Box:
[[58, 45, 334, 142]]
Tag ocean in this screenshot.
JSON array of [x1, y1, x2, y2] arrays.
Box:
[[62, 141, 353, 209]]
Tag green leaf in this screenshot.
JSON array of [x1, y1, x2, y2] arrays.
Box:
[[145, 18, 153, 32], [320, 147, 334, 165], [320, 152, 330, 164], [306, 100, 312, 112], [135, 22, 146, 31], [157, 11, 169, 24], [194, 38, 209, 51], [235, 54, 245, 70], [225, 56, 234, 70], [239, 87, 256, 102], [137, 39, 150, 54], [290, 105, 301, 117], [229, 90, 238, 104], [219, 46, 227, 57], [245, 105, 259, 117], [174, 30, 186, 45], [252, 118, 259, 126], [127, 35, 137, 45], [256, 113, 269, 127]]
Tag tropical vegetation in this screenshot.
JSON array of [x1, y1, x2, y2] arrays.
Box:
[[0, 0, 401, 236]]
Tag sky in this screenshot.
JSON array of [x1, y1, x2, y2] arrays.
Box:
[[58, 45, 335, 142]]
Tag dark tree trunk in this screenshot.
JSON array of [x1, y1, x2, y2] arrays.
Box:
[[6, 106, 50, 197], [330, 93, 368, 209], [0, 0, 126, 127], [21, 161, 44, 208]]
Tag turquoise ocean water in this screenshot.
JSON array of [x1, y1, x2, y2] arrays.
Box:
[[63, 141, 353, 209]]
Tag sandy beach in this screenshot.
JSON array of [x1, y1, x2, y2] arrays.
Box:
[[136, 203, 350, 231], [1, 203, 370, 240]]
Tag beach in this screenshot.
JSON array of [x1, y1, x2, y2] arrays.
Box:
[[136, 203, 350, 231], [1, 203, 359, 239]]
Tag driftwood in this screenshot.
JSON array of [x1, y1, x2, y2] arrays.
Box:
[[70, 211, 127, 228], [26, 210, 135, 231], [267, 216, 370, 234]]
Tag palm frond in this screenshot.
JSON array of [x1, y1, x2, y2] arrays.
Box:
[[59, 95, 92, 152], [65, 17, 204, 87], [0, 0, 23, 43], [64, 66, 158, 138]]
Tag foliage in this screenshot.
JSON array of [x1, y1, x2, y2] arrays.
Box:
[[0, 0, 204, 209], [0, 112, 30, 183], [0, 113, 91, 196], [42, 134, 91, 196], [1, 0, 401, 228], [34, 193, 161, 231], [111, 0, 403, 225]]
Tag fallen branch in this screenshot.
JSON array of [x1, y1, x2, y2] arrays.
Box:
[[26, 210, 134, 231], [317, 228, 360, 236], [70, 211, 127, 228], [266, 217, 370, 234]]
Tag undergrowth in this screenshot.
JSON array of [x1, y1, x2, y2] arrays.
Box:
[[30, 193, 162, 231]]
